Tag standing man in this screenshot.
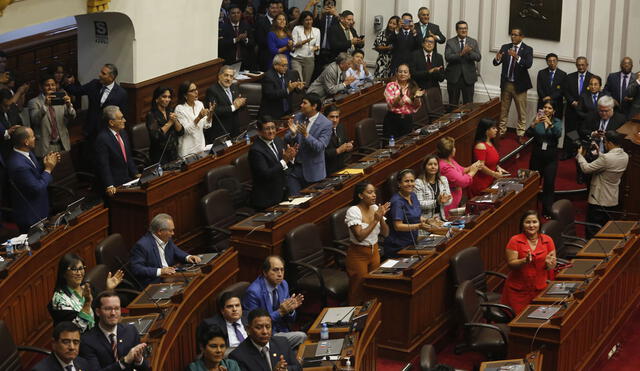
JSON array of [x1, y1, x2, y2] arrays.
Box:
[[7, 126, 59, 232], [445, 20, 481, 105], [327, 10, 364, 61], [603, 57, 634, 116], [284, 93, 332, 195], [414, 7, 446, 52], [197, 292, 248, 354], [307, 52, 355, 100], [32, 322, 90, 371], [219, 5, 256, 71], [315, 0, 340, 74], [259, 54, 304, 120], [411, 35, 445, 90], [249, 118, 297, 210], [536, 53, 566, 118], [562, 56, 593, 157], [492, 28, 533, 141], [323, 104, 353, 175], [255, 0, 282, 71], [390, 13, 421, 73], [626, 72, 640, 118], [205, 65, 247, 140]]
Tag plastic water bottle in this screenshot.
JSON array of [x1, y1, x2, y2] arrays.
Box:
[[5, 241, 14, 259], [389, 135, 395, 148], [320, 322, 329, 340], [245, 133, 251, 145]]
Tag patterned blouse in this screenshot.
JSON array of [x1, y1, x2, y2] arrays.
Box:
[[51, 287, 95, 332], [384, 81, 421, 115]]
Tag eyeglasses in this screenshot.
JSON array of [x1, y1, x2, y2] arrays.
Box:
[[67, 266, 86, 272]]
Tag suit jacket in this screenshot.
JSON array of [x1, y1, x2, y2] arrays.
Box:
[[65, 79, 128, 140], [536, 68, 566, 109], [7, 150, 52, 231], [327, 23, 362, 60], [563, 70, 594, 118], [94, 129, 137, 190], [259, 68, 300, 120], [285, 112, 332, 182], [254, 14, 273, 70], [243, 276, 295, 333], [324, 124, 350, 175], [219, 21, 256, 70], [307, 62, 347, 99], [626, 79, 640, 117], [410, 49, 445, 89], [249, 136, 288, 210], [390, 30, 422, 70], [0, 104, 21, 160], [577, 147, 629, 207], [229, 336, 301, 371], [80, 323, 149, 371], [577, 91, 610, 120], [130, 232, 189, 287], [604, 71, 633, 113], [27, 95, 75, 157], [197, 312, 249, 348], [414, 22, 446, 52], [444, 36, 481, 85], [579, 112, 627, 140], [314, 13, 340, 49], [205, 82, 242, 138], [31, 354, 90, 371], [492, 42, 533, 93]]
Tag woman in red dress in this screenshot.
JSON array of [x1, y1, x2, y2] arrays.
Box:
[[501, 211, 557, 314], [468, 118, 509, 197]]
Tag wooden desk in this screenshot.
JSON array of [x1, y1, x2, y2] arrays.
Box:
[[335, 83, 385, 140], [575, 238, 623, 258], [0, 205, 109, 367], [508, 234, 640, 371], [555, 259, 603, 280], [533, 281, 587, 304], [363, 174, 539, 360]]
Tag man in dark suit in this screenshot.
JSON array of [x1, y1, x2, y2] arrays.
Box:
[[580, 96, 626, 152], [492, 27, 533, 140], [390, 13, 422, 72], [314, 0, 340, 72], [415, 7, 446, 52], [33, 321, 90, 371], [254, 0, 282, 71], [197, 292, 249, 354], [603, 56, 634, 116], [323, 105, 352, 175], [445, 21, 481, 105], [563, 56, 593, 157], [229, 308, 302, 371], [0, 88, 20, 159], [536, 53, 566, 118], [249, 118, 297, 210], [130, 213, 201, 287], [205, 65, 247, 141], [219, 5, 256, 70], [327, 10, 364, 61], [80, 291, 148, 371], [259, 54, 304, 120], [243, 256, 307, 348], [94, 106, 138, 197], [577, 75, 609, 122], [411, 35, 445, 90], [64, 63, 127, 142], [7, 126, 59, 232]]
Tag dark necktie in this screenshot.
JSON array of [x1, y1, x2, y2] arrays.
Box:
[[272, 289, 279, 311], [48, 105, 60, 142], [460, 39, 464, 51], [549, 70, 555, 86], [234, 25, 240, 60], [426, 53, 432, 67], [621, 74, 628, 99], [232, 322, 245, 342], [280, 76, 289, 113], [262, 347, 272, 370], [65, 366, 73, 371], [109, 333, 118, 361], [115, 132, 127, 162], [404, 30, 409, 37], [508, 45, 518, 80], [333, 128, 340, 146], [593, 94, 598, 107]]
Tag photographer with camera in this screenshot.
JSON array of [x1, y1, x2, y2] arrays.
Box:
[[27, 74, 75, 158]]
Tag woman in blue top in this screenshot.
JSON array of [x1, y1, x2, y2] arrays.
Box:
[[186, 325, 240, 371], [267, 13, 294, 65], [526, 101, 563, 217], [383, 169, 432, 257]]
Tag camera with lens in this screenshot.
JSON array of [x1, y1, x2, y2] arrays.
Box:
[[50, 91, 66, 105]]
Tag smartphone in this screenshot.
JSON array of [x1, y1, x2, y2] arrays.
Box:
[[358, 35, 365, 39], [50, 91, 65, 105], [402, 19, 411, 25]]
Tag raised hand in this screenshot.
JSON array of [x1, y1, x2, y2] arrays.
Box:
[[106, 269, 124, 290]]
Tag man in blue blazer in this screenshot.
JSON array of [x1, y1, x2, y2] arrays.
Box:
[[492, 28, 533, 140], [130, 213, 201, 288], [603, 56, 634, 116], [284, 93, 332, 195], [95, 106, 139, 197], [32, 321, 90, 371], [7, 126, 60, 232], [243, 256, 306, 349], [80, 291, 148, 371]]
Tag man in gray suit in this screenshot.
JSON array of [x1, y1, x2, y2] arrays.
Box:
[[576, 130, 629, 238], [445, 20, 481, 105], [27, 75, 76, 158], [285, 93, 332, 195], [307, 52, 355, 100]]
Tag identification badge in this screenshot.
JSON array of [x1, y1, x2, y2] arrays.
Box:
[[541, 142, 548, 151]]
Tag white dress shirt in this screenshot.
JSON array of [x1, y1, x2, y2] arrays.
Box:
[[175, 100, 212, 157], [152, 233, 169, 276], [13, 148, 36, 167], [291, 25, 321, 58], [259, 136, 288, 169], [100, 81, 115, 105], [226, 318, 248, 347]]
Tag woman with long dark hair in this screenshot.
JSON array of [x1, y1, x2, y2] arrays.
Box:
[[146, 86, 184, 164], [469, 118, 508, 197], [374, 16, 399, 79], [291, 10, 320, 85], [267, 13, 294, 65], [415, 154, 452, 227], [437, 136, 482, 216], [382, 63, 424, 138], [175, 81, 213, 157]]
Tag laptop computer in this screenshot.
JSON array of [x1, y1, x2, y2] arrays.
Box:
[[196, 253, 219, 265]]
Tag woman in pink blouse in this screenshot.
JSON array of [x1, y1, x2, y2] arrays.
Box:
[[437, 136, 482, 217], [382, 63, 425, 138]]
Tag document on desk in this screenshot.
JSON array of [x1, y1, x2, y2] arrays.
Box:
[[279, 196, 312, 206], [336, 168, 365, 175], [122, 178, 140, 187], [322, 307, 356, 324], [380, 259, 399, 268]]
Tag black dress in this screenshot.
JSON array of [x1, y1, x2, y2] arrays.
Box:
[[145, 108, 184, 164]]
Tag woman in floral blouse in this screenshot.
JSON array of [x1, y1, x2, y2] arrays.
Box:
[[382, 63, 424, 138]]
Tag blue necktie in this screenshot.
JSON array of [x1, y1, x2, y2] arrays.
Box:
[[578, 74, 584, 93], [593, 94, 598, 107], [272, 289, 279, 311], [549, 70, 555, 86], [232, 322, 245, 342]]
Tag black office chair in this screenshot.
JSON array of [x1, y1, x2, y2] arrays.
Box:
[[420, 344, 468, 371], [238, 83, 262, 121], [84, 264, 141, 306], [131, 123, 151, 170], [200, 189, 251, 252], [541, 219, 581, 260], [0, 320, 50, 371], [216, 281, 251, 310], [355, 118, 384, 153], [95, 233, 139, 290], [550, 199, 601, 245], [205, 165, 254, 214]]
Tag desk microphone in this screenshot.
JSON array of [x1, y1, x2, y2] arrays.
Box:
[[156, 126, 175, 169], [401, 204, 420, 250]]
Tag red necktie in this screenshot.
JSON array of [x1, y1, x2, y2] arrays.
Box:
[[48, 105, 60, 142], [109, 333, 118, 361], [115, 132, 127, 162]]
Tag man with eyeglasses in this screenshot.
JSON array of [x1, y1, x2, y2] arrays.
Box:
[[80, 290, 149, 370], [259, 54, 304, 121], [579, 95, 627, 151], [33, 321, 90, 371], [445, 20, 481, 105]]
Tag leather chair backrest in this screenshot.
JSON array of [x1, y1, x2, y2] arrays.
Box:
[[385, 171, 398, 201], [424, 87, 445, 118], [413, 96, 429, 125], [450, 246, 488, 292], [51, 150, 75, 184], [551, 199, 577, 236], [330, 207, 350, 242], [455, 280, 482, 324], [84, 264, 110, 294], [233, 152, 253, 184], [355, 118, 378, 148], [541, 219, 565, 255], [131, 123, 150, 152], [370, 102, 388, 125], [0, 320, 20, 371], [205, 165, 238, 193], [238, 83, 262, 120], [95, 233, 128, 273], [216, 281, 250, 311], [201, 189, 236, 226], [283, 223, 325, 282]]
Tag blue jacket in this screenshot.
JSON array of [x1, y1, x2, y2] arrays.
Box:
[[130, 232, 189, 287], [492, 42, 533, 93], [243, 276, 295, 333], [285, 112, 332, 183], [7, 150, 52, 232], [79, 323, 148, 371]]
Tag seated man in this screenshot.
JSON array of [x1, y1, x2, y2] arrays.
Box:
[[80, 290, 148, 370], [33, 321, 90, 371], [130, 213, 201, 287], [307, 52, 355, 100], [243, 256, 306, 349], [197, 292, 248, 355], [229, 308, 302, 371]]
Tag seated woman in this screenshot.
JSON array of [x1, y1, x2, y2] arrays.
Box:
[[437, 137, 482, 217], [187, 325, 240, 371], [469, 118, 509, 197], [146, 86, 184, 164], [383, 169, 432, 258], [49, 253, 123, 332], [501, 211, 557, 314], [175, 80, 213, 157], [382, 63, 424, 139], [414, 154, 452, 230], [344, 181, 390, 305]]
